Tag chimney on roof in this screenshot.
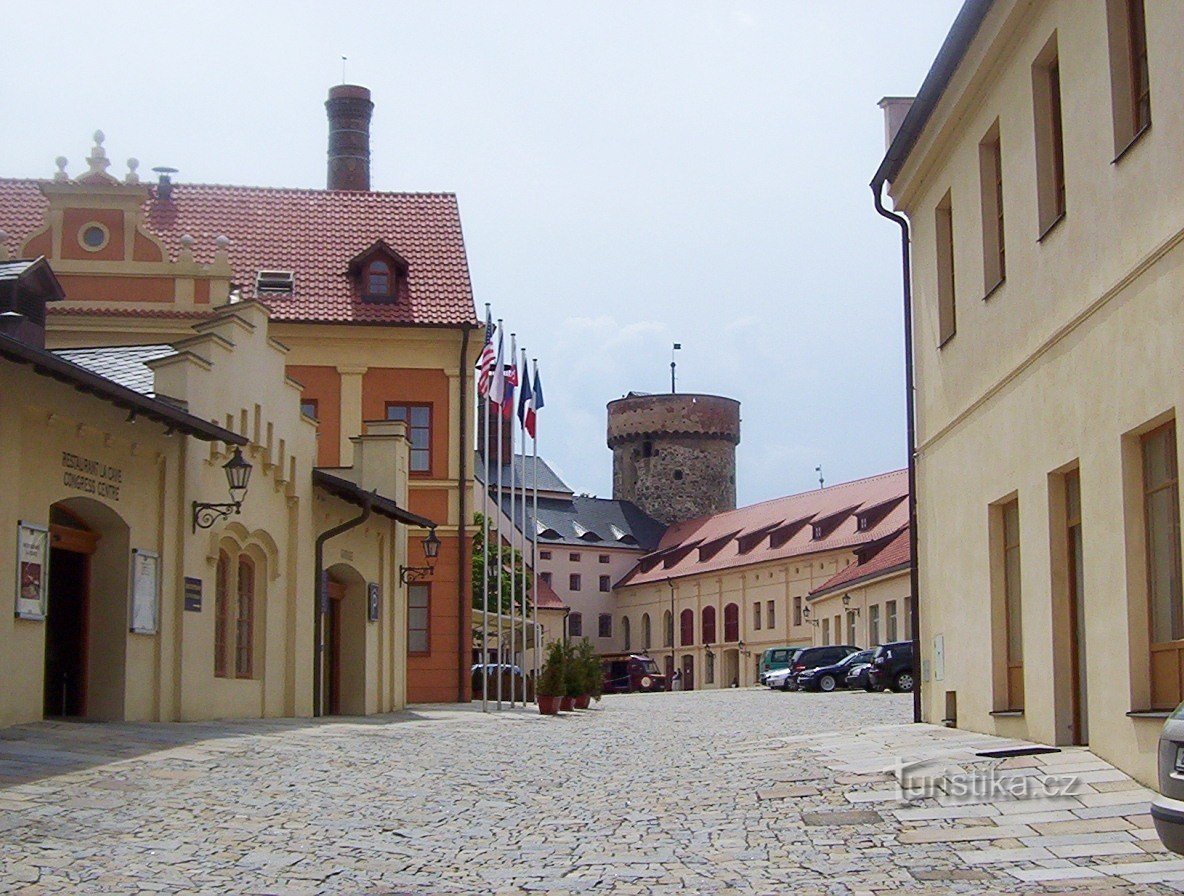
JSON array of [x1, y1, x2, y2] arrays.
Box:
[[878, 97, 915, 152], [326, 84, 374, 191]]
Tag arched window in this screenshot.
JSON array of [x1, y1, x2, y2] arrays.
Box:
[[214, 551, 231, 678], [642, 613, 651, 650], [663, 610, 673, 647], [724, 602, 740, 642], [236, 556, 255, 677], [364, 259, 392, 299], [701, 605, 717, 644], [680, 608, 694, 646], [622, 616, 631, 651], [569, 612, 583, 638]]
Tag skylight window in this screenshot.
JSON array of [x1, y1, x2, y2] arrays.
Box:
[[255, 270, 295, 294]]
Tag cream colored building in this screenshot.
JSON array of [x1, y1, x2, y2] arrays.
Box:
[[875, 0, 1182, 784], [1, 256, 428, 726], [614, 471, 908, 688]]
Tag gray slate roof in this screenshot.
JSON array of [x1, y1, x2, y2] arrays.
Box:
[[54, 345, 177, 398], [474, 452, 572, 495], [491, 492, 666, 552]]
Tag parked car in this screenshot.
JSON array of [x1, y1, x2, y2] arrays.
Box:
[[1152, 704, 1184, 855], [759, 646, 802, 685], [845, 658, 873, 690], [764, 666, 797, 691], [866, 641, 914, 692], [601, 653, 666, 693], [785, 645, 860, 691], [796, 649, 874, 692]]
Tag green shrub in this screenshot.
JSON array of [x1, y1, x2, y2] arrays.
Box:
[[538, 640, 565, 697]]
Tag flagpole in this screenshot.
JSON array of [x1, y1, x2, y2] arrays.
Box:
[[481, 308, 494, 712], [523, 350, 532, 705], [495, 321, 505, 711], [507, 334, 518, 708]]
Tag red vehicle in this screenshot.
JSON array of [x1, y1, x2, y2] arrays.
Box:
[[601, 653, 666, 693]]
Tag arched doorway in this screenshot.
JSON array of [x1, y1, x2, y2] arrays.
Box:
[[324, 564, 367, 715], [722, 648, 740, 688], [45, 499, 130, 720]]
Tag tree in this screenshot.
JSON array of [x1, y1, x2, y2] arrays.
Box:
[[471, 512, 533, 616]]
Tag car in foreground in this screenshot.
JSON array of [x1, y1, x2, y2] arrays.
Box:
[[866, 641, 914, 692], [796, 649, 874, 692], [1152, 704, 1184, 855]]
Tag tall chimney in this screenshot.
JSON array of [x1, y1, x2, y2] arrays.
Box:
[[326, 85, 374, 191]]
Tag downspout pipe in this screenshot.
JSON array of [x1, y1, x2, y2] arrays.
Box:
[[872, 178, 922, 726], [313, 492, 373, 717], [457, 323, 473, 703]]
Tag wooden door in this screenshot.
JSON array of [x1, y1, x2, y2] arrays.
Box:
[[681, 654, 694, 691], [326, 581, 345, 715]]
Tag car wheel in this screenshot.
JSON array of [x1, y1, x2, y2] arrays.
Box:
[[819, 675, 836, 692], [779, 679, 791, 692], [864, 683, 876, 692], [894, 671, 914, 693]]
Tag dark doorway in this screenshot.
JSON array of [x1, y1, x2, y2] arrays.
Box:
[[665, 655, 674, 691], [681, 654, 695, 691], [44, 519, 96, 718], [326, 580, 345, 715]]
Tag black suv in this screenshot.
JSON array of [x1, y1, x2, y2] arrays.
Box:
[[785, 645, 860, 691], [866, 641, 914, 692]]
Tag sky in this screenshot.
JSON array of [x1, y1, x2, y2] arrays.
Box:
[[1, 0, 962, 506]]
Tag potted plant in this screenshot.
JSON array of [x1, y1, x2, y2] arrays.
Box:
[[573, 639, 598, 709], [561, 640, 582, 711], [537, 640, 564, 715]]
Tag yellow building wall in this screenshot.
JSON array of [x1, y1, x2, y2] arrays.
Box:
[[887, 0, 1184, 785]]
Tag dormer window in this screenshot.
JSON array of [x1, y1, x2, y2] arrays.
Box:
[[256, 270, 295, 294], [812, 524, 824, 540], [348, 239, 409, 305], [857, 515, 869, 531], [364, 260, 392, 300]]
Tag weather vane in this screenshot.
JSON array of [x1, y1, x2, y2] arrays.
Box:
[[671, 343, 681, 393], [816, 465, 824, 489]]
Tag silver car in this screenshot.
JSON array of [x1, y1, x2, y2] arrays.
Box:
[[1153, 703, 1184, 855]]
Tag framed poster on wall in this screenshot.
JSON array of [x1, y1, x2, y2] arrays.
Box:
[[130, 549, 160, 634], [15, 521, 49, 620]]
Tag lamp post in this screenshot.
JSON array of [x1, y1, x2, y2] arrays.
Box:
[[400, 528, 441, 584], [192, 447, 253, 532]]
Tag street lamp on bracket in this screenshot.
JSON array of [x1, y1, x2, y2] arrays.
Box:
[[192, 448, 253, 532], [400, 528, 441, 584]]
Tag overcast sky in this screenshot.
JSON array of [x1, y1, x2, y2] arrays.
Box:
[[2, 1, 961, 505]]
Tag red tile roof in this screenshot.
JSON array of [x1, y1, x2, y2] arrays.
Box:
[[0, 178, 478, 327], [809, 525, 911, 599], [536, 577, 567, 610], [617, 469, 908, 587]]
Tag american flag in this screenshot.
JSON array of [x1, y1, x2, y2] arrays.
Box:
[[476, 309, 496, 399]]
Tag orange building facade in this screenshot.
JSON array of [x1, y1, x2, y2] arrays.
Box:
[[0, 90, 480, 704]]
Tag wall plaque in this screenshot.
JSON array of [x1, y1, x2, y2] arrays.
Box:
[[15, 521, 48, 620], [367, 582, 381, 622], [183, 576, 202, 613], [130, 549, 159, 634]]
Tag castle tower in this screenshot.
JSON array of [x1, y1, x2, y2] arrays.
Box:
[[607, 393, 740, 525]]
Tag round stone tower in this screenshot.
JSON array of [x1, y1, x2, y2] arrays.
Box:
[[607, 393, 740, 525]]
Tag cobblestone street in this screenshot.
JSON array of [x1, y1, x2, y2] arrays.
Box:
[[0, 688, 1178, 894]]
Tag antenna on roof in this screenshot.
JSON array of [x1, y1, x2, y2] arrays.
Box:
[[815, 465, 824, 490], [670, 343, 681, 393], [341, 55, 348, 84], [152, 166, 178, 201]]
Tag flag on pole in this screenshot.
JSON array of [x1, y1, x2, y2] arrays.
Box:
[[516, 362, 533, 435], [476, 308, 496, 398], [524, 363, 544, 438], [489, 326, 506, 409], [500, 340, 518, 419]]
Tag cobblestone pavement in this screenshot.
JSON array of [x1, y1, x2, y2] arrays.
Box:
[[0, 688, 1178, 895]]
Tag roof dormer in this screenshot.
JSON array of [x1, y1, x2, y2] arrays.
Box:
[[347, 239, 409, 304]]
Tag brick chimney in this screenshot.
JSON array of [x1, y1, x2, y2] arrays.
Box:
[[326, 85, 374, 191]]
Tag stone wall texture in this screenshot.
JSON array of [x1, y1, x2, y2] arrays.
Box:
[[607, 394, 740, 525]]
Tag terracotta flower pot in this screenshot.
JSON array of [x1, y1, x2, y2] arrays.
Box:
[[574, 694, 591, 710], [560, 696, 575, 712], [537, 694, 560, 715]]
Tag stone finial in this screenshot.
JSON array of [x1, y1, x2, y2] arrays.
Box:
[[179, 233, 195, 249], [125, 158, 140, 184], [85, 130, 110, 177], [54, 156, 69, 182], [214, 234, 230, 250]]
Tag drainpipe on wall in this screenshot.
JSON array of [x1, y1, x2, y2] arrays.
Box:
[[313, 493, 373, 717], [871, 179, 923, 726], [457, 323, 472, 703]]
